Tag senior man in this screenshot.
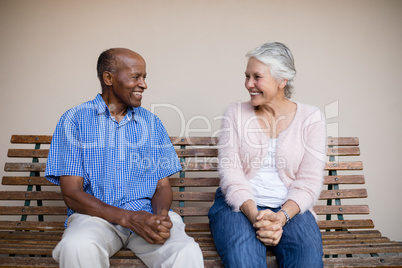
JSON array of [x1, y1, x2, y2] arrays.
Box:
[[45, 48, 204, 268]]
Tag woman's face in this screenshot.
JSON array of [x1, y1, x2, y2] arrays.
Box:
[[245, 57, 286, 107]]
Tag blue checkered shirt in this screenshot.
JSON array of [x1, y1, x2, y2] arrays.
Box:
[[45, 94, 182, 227]]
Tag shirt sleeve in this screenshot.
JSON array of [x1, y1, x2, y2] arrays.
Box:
[[45, 112, 84, 185], [285, 108, 327, 213], [154, 117, 182, 179], [218, 104, 255, 212]]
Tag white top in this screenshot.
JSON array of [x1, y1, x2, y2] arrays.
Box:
[[249, 139, 288, 208]]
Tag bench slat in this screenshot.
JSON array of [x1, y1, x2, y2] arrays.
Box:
[[319, 189, 367, 199], [327, 137, 359, 146], [172, 207, 210, 216], [173, 192, 215, 201], [171, 205, 370, 217], [169, 177, 220, 187], [323, 242, 402, 255], [182, 162, 218, 171], [320, 230, 382, 239], [314, 205, 369, 214], [2, 255, 401, 268], [3, 176, 363, 187], [170, 137, 218, 146], [2, 244, 401, 265], [0, 230, 62, 240], [5, 147, 361, 159], [8, 135, 359, 147], [323, 256, 402, 267], [322, 236, 391, 245], [3, 161, 362, 173], [0, 191, 63, 200], [325, 161, 363, 170], [2, 176, 54, 185], [180, 161, 364, 172], [326, 147, 360, 156], [172, 190, 369, 201], [0, 256, 58, 267], [1, 175, 366, 187], [0, 229, 383, 242], [4, 162, 46, 172], [0, 206, 66, 215], [8, 149, 50, 158], [182, 220, 374, 233], [317, 219, 374, 229], [10, 135, 52, 144], [0, 221, 64, 231], [324, 175, 365, 185], [7, 148, 219, 159], [121, 232, 393, 247], [175, 148, 218, 157], [0, 220, 375, 232]]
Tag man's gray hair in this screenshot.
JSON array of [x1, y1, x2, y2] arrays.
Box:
[[246, 42, 296, 98]]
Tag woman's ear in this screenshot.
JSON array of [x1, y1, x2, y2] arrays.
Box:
[[279, 79, 288, 89], [103, 71, 113, 86]]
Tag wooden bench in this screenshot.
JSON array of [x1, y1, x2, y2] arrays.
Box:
[[1, 135, 401, 267]]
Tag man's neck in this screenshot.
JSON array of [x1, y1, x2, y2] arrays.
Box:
[[101, 93, 128, 123]]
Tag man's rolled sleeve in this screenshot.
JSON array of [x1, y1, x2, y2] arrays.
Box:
[[155, 118, 182, 180], [45, 113, 84, 185]]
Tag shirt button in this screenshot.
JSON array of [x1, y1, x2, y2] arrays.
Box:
[[117, 167, 121, 170]]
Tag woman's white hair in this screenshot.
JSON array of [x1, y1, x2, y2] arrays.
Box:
[[246, 42, 296, 98]]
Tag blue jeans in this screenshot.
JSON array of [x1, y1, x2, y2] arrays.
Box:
[[208, 188, 323, 268]]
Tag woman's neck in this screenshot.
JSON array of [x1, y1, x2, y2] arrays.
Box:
[[256, 98, 293, 118]]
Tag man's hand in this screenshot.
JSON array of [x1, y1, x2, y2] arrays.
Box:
[[253, 209, 284, 246], [59, 175, 174, 245], [154, 210, 172, 242], [122, 210, 172, 245]]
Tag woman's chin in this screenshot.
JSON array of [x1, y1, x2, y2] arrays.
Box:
[[250, 99, 260, 107]]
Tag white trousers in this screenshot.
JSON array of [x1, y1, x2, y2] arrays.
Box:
[[53, 211, 204, 268]]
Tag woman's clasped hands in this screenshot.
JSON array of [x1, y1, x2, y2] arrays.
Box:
[[253, 209, 286, 246]]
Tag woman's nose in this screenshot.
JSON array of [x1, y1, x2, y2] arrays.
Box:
[[245, 78, 254, 89]]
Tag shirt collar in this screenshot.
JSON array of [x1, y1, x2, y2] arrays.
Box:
[[93, 93, 137, 122]]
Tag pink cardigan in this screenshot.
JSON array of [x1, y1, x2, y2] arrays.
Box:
[[218, 101, 327, 214]]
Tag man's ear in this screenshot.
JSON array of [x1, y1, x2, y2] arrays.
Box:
[[103, 71, 113, 86]]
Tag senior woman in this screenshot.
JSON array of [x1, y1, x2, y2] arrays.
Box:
[[208, 42, 326, 267]]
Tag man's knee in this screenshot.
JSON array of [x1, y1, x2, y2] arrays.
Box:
[[54, 236, 106, 259], [170, 239, 204, 267]]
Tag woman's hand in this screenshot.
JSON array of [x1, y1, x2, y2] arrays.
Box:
[[253, 209, 284, 246], [240, 199, 259, 224]]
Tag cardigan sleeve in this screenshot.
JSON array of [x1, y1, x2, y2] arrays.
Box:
[[285, 108, 327, 213], [218, 103, 255, 211]]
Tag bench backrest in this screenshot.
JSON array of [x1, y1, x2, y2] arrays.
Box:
[[0, 135, 373, 233]]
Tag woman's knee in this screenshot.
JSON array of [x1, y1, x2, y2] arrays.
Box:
[[273, 211, 323, 267], [275, 245, 323, 268], [210, 210, 267, 267]]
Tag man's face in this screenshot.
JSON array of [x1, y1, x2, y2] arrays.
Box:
[[109, 51, 147, 108]]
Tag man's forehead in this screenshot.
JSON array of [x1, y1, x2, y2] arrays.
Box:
[[116, 52, 146, 69]]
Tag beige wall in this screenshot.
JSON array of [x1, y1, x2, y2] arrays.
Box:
[[1, 0, 401, 240]]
